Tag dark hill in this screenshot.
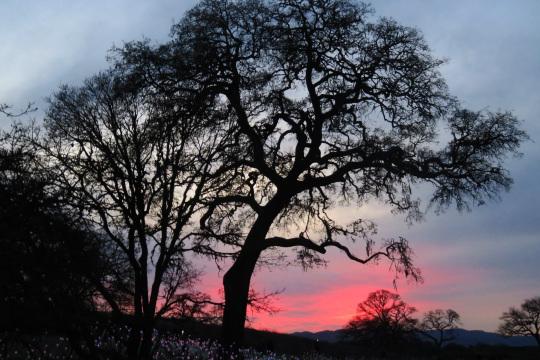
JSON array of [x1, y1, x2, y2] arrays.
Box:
[[291, 328, 537, 347]]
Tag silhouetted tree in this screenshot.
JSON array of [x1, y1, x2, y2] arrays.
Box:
[[498, 297, 540, 346], [114, 0, 527, 345], [343, 289, 417, 349], [35, 68, 229, 359], [0, 131, 125, 359], [419, 309, 461, 347], [0, 103, 35, 118]]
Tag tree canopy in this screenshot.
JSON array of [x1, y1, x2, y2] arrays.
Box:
[[419, 309, 461, 347], [37, 67, 228, 359], [113, 0, 527, 345], [499, 296, 540, 346], [344, 289, 417, 348]]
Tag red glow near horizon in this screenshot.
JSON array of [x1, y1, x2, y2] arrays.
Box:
[[247, 280, 447, 333], [248, 284, 385, 333], [196, 258, 483, 334]]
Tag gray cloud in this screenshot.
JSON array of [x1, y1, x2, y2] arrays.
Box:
[[0, 0, 197, 120]]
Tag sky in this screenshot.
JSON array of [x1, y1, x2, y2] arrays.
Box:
[[1, 0, 539, 334]]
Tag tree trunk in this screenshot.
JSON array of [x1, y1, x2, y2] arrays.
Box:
[[127, 281, 147, 360], [138, 317, 155, 360], [222, 247, 261, 347], [125, 316, 155, 360], [221, 191, 291, 347], [126, 325, 142, 360]]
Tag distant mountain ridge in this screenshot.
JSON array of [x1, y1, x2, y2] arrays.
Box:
[[291, 328, 537, 347]]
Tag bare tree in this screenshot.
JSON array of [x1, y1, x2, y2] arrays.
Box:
[[37, 68, 229, 359], [343, 289, 417, 348], [0, 103, 36, 118], [499, 297, 540, 346], [419, 309, 461, 347], [116, 0, 527, 345]]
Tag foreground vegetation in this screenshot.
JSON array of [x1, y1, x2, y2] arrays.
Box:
[[2, 319, 539, 360], [0, 325, 344, 360]]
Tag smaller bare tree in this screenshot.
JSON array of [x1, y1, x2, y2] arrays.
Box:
[[36, 67, 231, 360], [498, 297, 540, 346], [419, 309, 461, 347], [344, 289, 417, 349]]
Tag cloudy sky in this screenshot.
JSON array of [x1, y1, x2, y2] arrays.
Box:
[[2, 0, 539, 333]]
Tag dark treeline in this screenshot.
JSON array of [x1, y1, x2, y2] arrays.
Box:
[[0, 0, 530, 359], [339, 290, 539, 358]]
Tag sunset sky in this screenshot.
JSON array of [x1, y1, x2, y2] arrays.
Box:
[[1, 0, 539, 334]]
